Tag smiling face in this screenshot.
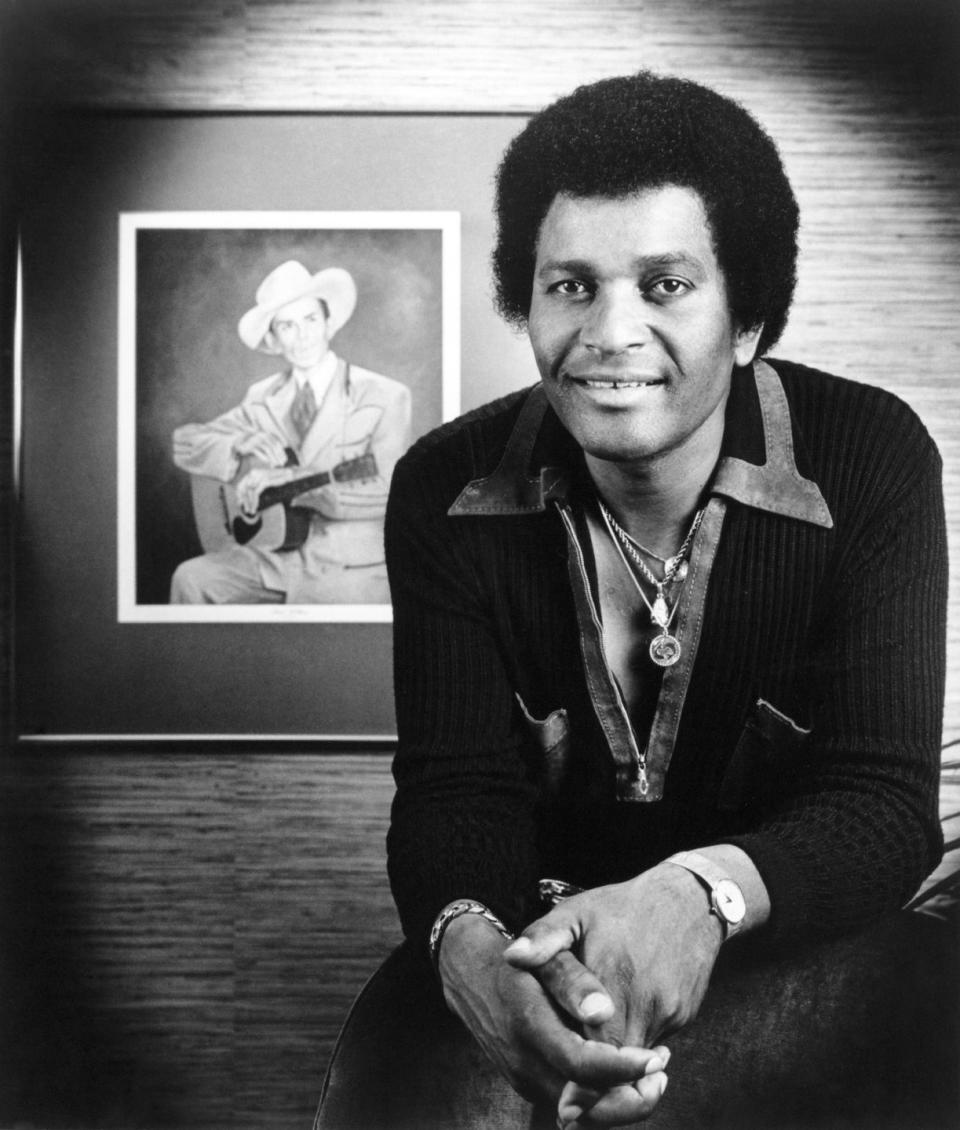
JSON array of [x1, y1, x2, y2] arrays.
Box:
[[265, 295, 332, 371], [528, 186, 761, 470]]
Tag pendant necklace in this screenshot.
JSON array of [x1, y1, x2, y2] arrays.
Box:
[[597, 499, 703, 668]]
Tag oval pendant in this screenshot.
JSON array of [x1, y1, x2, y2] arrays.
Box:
[[649, 633, 681, 667]]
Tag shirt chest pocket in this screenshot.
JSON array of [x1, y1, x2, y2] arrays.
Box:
[[515, 694, 572, 794], [336, 404, 383, 461], [718, 698, 812, 813]]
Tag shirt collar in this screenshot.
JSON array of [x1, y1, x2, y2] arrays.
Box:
[[449, 359, 833, 529], [292, 349, 339, 399]]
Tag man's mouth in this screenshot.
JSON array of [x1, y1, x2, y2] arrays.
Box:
[[566, 374, 666, 390]]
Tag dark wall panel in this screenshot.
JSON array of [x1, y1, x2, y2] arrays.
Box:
[[14, 114, 534, 737]]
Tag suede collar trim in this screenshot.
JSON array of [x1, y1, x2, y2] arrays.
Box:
[[448, 360, 833, 529]]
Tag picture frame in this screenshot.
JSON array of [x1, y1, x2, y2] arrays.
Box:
[[13, 111, 537, 740], [117, 209, 460, 624]]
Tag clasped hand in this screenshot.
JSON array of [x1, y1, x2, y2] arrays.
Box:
[[439, 864, 722, 1127]]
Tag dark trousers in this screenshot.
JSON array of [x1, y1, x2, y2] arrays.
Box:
[[315, 912, 959, 1130]]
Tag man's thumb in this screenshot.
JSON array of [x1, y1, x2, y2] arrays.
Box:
[[503, 922, 576, 967]]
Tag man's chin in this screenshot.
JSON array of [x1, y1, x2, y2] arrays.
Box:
[[587, 445, 663, 467], [571, 423, 672, 466], [288, 351, 325, 368]]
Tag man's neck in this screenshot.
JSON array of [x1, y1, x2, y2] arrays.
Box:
[[585, 414, 724, 558], [291, 350, 337, 390]]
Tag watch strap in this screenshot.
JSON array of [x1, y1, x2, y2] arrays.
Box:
[[665, 850, 745, 938]]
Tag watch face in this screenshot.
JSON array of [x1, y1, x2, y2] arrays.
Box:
[[714, 879, 746, 924]]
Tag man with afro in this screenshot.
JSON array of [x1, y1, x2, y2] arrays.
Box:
[[319, 72, 955, 1129]]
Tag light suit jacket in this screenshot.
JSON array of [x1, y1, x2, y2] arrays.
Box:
[[173, 354, 411, 599]]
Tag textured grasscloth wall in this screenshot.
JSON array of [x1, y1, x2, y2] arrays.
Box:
[[0, 752, 400, 1129]]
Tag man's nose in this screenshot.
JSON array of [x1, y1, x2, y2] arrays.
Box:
[[581, 289, 652, 355]]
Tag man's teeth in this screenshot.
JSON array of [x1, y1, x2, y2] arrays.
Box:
[[576, 378, 661, 388]]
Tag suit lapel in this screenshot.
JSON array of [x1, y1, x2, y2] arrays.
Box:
[[261, 372, 298, 446]]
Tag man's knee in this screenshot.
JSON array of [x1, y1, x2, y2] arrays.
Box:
[[169, 557, 210, 603], [665, 912, 960, 1128], [168, 547, 286, 604], [316, 942, 525, 1130]]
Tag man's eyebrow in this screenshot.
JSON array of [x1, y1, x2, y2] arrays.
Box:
[[636, 252, 706, 273], [536, 252, 707, 276], [536, 257, 596, 278]]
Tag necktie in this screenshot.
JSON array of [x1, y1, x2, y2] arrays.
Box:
[[290, 381, 317, 442]]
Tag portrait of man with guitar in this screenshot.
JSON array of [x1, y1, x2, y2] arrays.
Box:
[[170, 259, 411, 604]]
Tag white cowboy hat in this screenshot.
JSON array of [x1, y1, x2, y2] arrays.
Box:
[[237, 260, 357, 353]]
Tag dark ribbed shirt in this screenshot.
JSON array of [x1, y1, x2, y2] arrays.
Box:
[[385, 359, 946, 951]]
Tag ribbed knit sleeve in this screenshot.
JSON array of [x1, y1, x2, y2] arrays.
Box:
[[728, 389, 947, 947], [384, 425, 541, 945]]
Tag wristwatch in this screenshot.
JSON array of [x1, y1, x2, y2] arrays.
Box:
[[665, 851, 747, 940]]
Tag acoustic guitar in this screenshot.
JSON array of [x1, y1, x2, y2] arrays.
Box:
[[190, 450, 378, 553]]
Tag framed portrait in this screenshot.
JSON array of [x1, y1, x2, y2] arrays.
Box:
[[117, 210, 460, 624], [14, 112, 537, 740]]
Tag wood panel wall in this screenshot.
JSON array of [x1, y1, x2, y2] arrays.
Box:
[[3, 2, 959, 1128], [1, 753, 399, 1129]]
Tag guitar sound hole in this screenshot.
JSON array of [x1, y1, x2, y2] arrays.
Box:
[[232, 516, 263, 546]]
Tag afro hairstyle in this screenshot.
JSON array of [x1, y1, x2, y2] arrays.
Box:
[[492, 71, 799, 356]]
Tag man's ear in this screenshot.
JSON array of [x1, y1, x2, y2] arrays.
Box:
[[262, 328, 279, 354], [734, 323, 763, 367]]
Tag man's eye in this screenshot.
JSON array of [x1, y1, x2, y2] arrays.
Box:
[[549, 279, 591, 296], [648, 277, 690, 297]]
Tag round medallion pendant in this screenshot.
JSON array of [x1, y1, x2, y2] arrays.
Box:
[[649, 633, 681, 667]]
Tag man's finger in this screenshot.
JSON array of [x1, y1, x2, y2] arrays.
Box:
[[536, 951, 615, 1026], [504, 918, 579, 968], [598, 1073, 668, 1121], [558, 1073, 668, 1127], [547, 1033, 661, 1091]]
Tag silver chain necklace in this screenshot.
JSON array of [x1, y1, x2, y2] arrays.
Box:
[[617, 512, 703, 579], [597, 499, 703, 667]]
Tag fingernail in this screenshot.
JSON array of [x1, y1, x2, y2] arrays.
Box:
[[659, 1073, 669, 1096], [504, 936, 532, 956], [644, 1055, 664, 1075], [580, 991, 611, 1020], [657, 1046, 672, 1068]]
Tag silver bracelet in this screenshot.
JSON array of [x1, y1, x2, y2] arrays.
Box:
[[428, 899, 514, 971]]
